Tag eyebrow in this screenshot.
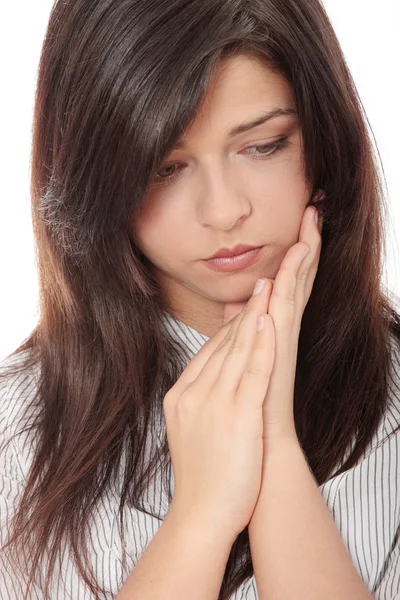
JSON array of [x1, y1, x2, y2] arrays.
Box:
[[173, 107, 297, 149]]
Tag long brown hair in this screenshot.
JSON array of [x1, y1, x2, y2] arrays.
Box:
[[1, 0, 400, 598]]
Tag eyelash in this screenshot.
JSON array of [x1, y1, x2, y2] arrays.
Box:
[[153, 137, 289, 186]]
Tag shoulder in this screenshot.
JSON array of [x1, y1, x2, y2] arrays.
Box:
[[356, 330, 400, 453], [384, 330, 400, 437], [321, 330, 400, 488], [0, 350, 41, 482], [318, 334, 400, 594], [0, 349, 41, 430]]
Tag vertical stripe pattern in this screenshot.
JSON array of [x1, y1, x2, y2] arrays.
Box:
[[0, 313, 399, 599]]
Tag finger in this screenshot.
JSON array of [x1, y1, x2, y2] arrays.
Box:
[[298, 205, 323, 309], [223, 278, 275, 326], [166, 302, 246, 400], [269, 206, 320, 340], [235, 312, 275, 409], [187, 279, 273, 398], [268, 243, 310, 339]]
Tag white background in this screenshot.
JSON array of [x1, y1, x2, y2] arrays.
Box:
[[0, 1, 399, 361]]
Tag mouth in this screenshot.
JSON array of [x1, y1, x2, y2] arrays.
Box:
[[205, 243, 263, 260], [202, 245, 264, 273]]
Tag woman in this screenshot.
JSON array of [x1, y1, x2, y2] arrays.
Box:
[[1, 0, 399, 598]]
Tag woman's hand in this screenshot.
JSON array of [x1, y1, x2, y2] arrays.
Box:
[[260, 200, 323, 442], [223, 192, 324, 443], [163, 275, 275, 539], [164, 192, 324, 538]]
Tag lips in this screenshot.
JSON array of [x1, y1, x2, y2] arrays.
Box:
[[206, 244, 262, 260], [202, 245, 263, 272]]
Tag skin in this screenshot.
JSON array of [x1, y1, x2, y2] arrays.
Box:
[[131, 53, 314, 338], [126, 54, 371, 600]]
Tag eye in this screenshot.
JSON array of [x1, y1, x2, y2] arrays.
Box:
[[155, 164, 181, 180], [244, 137, 288, 160], [153, 137, 288, 186]]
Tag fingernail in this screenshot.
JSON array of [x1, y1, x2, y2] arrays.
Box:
[[253, 278, 265, 296], [314, 207, 319, 226]]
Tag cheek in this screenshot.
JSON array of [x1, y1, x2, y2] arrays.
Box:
[[247, 144, 308, 203], [254, 181, 307, 240], [131, 204, 161, 257], [131, 203, 187, 264], [270, 155, 308, 197], [254, 170, 308, 253]]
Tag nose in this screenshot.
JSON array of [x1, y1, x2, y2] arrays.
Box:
[[197, 160, 251, 231]]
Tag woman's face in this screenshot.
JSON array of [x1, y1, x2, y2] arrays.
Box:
[[132, 54, 313, 337]]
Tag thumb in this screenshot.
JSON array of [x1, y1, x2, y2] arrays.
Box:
[[222, 301, 247, 327]]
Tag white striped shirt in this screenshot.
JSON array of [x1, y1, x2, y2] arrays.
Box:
[[1, 312, 400, 599]]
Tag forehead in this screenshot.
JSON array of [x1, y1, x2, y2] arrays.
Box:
[[177, 54, 295, 145], [209, 54, 292, 98]]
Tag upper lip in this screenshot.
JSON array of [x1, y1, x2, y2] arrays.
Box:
[[205, 244, 262, 260]]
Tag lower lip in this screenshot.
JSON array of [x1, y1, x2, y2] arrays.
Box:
[[202, 246, 263, 272]]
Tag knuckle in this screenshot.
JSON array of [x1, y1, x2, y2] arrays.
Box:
[[222, 329, 236, 346], [177, 391, 191, 410], [227, 337, 246, 356], [163, 390, 174, 404], [280, 263, 292, 275], [214, 333, 234, 355], [287, 295, 296, 307], [244, 363, 264, 378], [163, 390, 176, 411], [174, 388, 197, 415], [299, 267, 310, 283]]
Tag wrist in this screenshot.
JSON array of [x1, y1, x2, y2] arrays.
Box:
[[166, 501, 239, 548], [259, 435, 305, 491]]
